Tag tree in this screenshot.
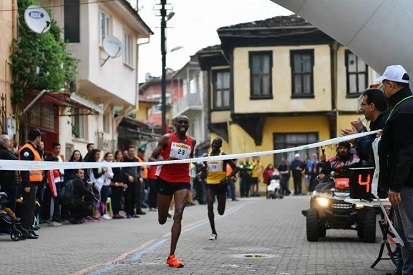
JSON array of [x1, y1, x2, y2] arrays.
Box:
[[10, 0, 78, 115]]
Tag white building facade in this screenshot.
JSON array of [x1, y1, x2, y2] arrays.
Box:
[[39, 0, 152, 158]]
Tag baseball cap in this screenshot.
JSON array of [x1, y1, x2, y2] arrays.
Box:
[[294, 153, 300, 158], [138, 144, 146, 152], [28, 128, 44, 140], [375, 65, 410, 83], [338, 141, 351, 149]]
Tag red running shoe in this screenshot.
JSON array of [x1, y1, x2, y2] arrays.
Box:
[[166, 254, 184, 268]]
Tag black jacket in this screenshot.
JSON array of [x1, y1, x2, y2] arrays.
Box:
[[0, 145, 20, 190], [379, 86, 413, 192], [354, 110, 389, 166], [122, 156, 139, 183], [0, 145, 19, 190]]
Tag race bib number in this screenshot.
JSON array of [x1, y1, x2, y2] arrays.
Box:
[[207, 161, 222, 172], [170, 142, 191, 160]]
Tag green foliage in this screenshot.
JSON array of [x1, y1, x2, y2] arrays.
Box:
[[10, 0, 78, 109]]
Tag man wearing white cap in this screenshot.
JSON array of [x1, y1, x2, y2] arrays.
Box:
[[376, 65, 413, 274], [290, 153, 305, 195]]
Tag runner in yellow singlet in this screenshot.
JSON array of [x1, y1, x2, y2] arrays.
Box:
[[200, 137, 238, 240]]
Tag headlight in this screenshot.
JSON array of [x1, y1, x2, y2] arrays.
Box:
[[355, 204, 364, 209], [316, 197, 330, 207]]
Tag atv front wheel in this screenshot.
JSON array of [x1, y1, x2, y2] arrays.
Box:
[[306, 208, 320, 241], [362, 208, 376, 243], [319, 222, 327, 237]]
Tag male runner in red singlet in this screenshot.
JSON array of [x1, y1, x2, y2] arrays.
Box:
[[149, 115, 196, 268]]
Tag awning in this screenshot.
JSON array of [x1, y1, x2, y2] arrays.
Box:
[[22, 90, 104, 115], [70, 93, 104, 114]]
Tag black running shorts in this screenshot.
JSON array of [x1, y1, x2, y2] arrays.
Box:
[[156, 177, 190, 195]]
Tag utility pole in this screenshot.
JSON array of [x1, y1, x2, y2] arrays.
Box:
[[160, 0, 167, 134]]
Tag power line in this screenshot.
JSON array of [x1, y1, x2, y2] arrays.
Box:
[[0, 0, 130, 13]]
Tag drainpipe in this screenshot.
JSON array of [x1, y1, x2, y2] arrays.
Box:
[[330, 41, 339, 138], [12, 0, 17, 38]]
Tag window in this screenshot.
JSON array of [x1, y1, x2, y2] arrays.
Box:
[[290, 50, 314, 97], [65, 143, 74, 163], [64, 0, 80, 43], [213, 70, 230, 109], [249, 51, 272, 99], [345, 50, 368, 96], [30, 104, 56, 130], [103, 112, 110, 133], [99, 10, 110, 45], [273, 132, 318, 166], [71, 108, 87, 139], [123, 32, 133, 66]]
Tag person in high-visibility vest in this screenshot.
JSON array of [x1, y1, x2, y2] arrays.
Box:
[[19, 128, 44, 239]]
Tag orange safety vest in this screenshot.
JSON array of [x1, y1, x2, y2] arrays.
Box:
[[136, 156, 148, 179], [19, 142, 43, 182]]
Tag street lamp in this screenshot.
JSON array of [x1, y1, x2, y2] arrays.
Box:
[[160, 0, 175, 135]]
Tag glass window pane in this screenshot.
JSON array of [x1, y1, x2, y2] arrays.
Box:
[[223, 90, 230, 107], [253, 76, 261, 96], [358, 74, 366, 91], [293, 54, 301, 73], [349, 74, 357, 93], [262, 56, 270, 73], [302, 55, 312, 72], [252, 56, 260, 73], [262, 76, 270, 95], [294, 75, 302, 94], [216, 73, 222, 89], [347, 53, 357, 72], [216, 90, 222, 107], [303, 74, 311, 94], [358, 58, 366, 72], [223, 72, 230, 88]]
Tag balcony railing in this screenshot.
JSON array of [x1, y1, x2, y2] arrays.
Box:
[[172, 93, 203, 117]]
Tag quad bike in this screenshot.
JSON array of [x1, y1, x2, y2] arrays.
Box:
[[305, 172, 376, 243]]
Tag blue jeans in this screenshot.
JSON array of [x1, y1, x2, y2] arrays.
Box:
[[228, 179, 236, 200], [393, 186, 413, 274]]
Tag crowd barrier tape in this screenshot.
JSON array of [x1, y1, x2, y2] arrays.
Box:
[[0, 130, 380, 171]]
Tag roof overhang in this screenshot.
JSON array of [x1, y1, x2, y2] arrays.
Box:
[[103, 0, 153, 37], [70, 93, 104, 114], [270, 0, 413, 76], [22, 90, 104, 115]]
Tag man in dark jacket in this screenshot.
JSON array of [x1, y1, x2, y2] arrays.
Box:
[[377, 65, 413, 274], [278, 157, 291, 195], [65, 169, 93, 224], [0, 135, 20, 233], [290, 153, 305, 195], [123, 145, 144, 218]]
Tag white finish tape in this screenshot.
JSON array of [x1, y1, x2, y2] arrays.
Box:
[[0, 130, 379, 171]]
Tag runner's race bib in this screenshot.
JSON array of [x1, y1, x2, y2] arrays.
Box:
[[170, 142, 191, 159], [207, 161, 222, 172]]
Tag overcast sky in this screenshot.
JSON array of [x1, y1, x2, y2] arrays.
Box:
[[136, 0, 292, 82]]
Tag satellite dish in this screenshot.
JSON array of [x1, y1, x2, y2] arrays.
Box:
[[24, 5, 51, 34], [102, 36, 123, 58]]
